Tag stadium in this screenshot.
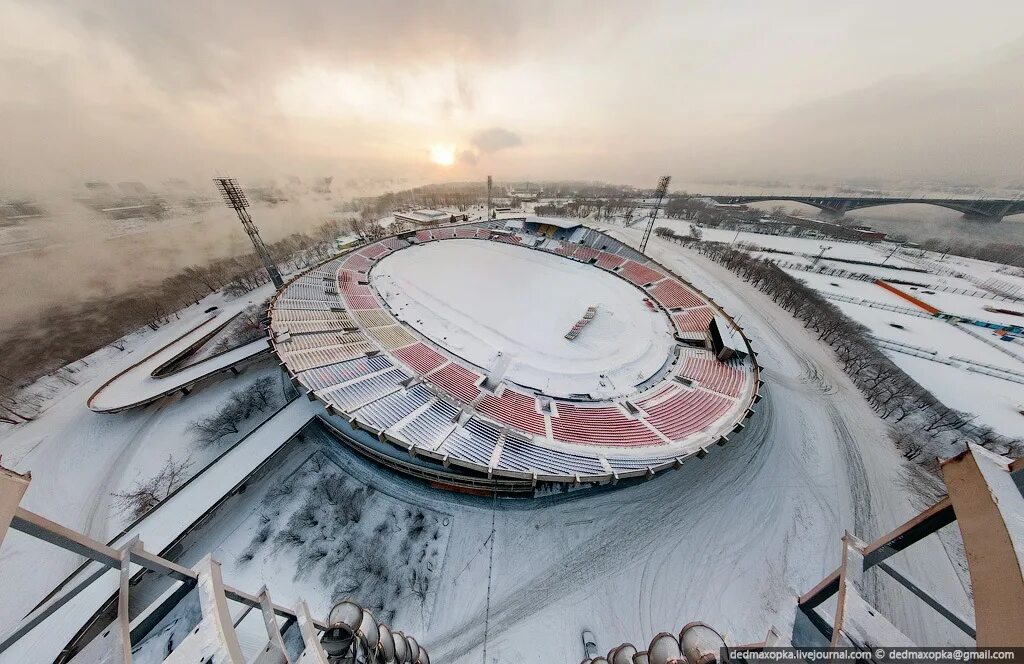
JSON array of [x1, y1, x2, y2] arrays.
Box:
[[269, 218, 762, 492]]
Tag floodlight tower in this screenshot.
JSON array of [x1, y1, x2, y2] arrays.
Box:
[[486, 175, 493, 220], [213, 177, 284, 289], [639, 175, 671, 255]]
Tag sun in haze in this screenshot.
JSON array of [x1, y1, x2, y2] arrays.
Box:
[[429, 144, 456, 167]]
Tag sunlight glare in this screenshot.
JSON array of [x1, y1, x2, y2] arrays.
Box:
[[429, 144, 456, 167]]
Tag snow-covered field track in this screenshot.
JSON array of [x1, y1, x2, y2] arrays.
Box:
[[268, 223, 761, 484]]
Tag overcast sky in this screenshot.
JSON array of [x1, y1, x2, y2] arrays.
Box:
[[2, 0, 1024, 192]]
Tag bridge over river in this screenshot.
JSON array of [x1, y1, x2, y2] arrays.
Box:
[[709, 194, 1024, 221]]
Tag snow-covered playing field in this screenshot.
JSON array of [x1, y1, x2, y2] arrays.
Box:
[[371, 239, 675, 398]]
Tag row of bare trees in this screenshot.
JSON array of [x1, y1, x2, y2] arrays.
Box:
[[238, 454, 445, 623], [690, 239, 1023, 465], [110, 375, 279, 520], [918, 239, 1024, 269], [190, 376, 278, 446]]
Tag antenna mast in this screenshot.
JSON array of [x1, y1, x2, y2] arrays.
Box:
[[213, 177, 284, 289], [639, 175, 671, 255]]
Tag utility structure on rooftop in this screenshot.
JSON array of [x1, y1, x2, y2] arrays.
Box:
[[213, 177, 284, 289], [639, 175, 671, 254]]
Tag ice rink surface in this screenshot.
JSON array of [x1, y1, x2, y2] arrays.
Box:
[[371, 239, 675, 398]]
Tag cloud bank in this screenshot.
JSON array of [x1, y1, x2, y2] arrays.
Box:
[[2, 0, 1024, 191]]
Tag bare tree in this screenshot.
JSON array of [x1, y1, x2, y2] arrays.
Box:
[[190, 378, 280, 445], [111, 455, 192, 519], [191, 404, 243, 444]]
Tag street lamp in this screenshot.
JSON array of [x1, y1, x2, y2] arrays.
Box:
[[376, 623, 397, 664], [322, 601, 362, 660], [647, 632, 683, 664], [609, 643, 638, 663], [213, 177, 284, 289]]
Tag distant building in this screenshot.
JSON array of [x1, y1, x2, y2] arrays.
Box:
[[394, 209, 455, 226], [334, 234, 360, 252], [850, 225, 887, 241]]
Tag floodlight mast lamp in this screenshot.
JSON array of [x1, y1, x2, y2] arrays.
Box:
[[213, 177, 285, 289], [639, 175, 672, 255], [487, 175, 493, 219]]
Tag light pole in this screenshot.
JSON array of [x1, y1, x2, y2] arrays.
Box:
[[213, 177, 284, 289], [812, 244, 831, 265]]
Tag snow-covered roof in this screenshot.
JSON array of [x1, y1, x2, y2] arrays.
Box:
[[394, 209, 450, 224]]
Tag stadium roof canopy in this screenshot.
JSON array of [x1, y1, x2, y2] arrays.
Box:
[[525, 216, 581, 229]]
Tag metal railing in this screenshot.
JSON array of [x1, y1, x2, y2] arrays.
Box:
[[0, 465, 431, 663]]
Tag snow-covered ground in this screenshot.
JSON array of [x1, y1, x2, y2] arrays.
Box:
[[652, 219, 919, 269], [371, 239, 675, 399], [778, 265, 1024, 436], [651, 218, 1024, 438], [0, 284, 282, 631], [0, 223, 992, 662]]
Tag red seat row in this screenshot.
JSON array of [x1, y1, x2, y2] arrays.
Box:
[[393, 343, 447, 375], [648, 280, 704, 310], [679, 357, 745, 397], [594, 251, 626, 270], [342, 253, 374, 272], [573, 246, 600, 263], [361, 243, 389, 259], [617, 260, 665, 286], [637, 387, 732, 440], [340, 284, 373, 297], [426, 362, 482, 403], [476, 389, 546, 436], [551, 403, 660, 447], [552, 243, 577, 258], [344, 295, 381, 310], [671, 306, 715, 333]]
